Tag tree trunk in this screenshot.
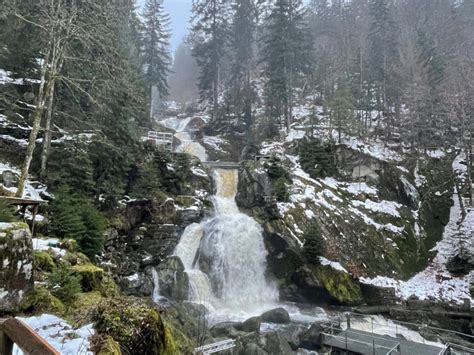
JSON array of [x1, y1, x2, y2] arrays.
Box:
[[39, 82, 56, 178]]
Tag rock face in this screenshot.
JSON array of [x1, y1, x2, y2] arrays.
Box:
[[0, 222, 34, 314], [155, 256, 189, 301]]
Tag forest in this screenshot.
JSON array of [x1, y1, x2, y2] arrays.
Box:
[[0, 0, 473, 354]]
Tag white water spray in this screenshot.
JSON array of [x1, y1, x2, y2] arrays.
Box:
[[174, 168, 278, 313]]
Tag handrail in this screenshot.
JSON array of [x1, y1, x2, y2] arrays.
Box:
[[345, 311, 474, 341], [321, 331, 400, 353], [0, 318, 59, 355], [440, 342, 474, 355]]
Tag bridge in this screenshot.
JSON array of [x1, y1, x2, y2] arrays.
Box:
[[320, 313, 474, 355], [202, 161, 241, 170]]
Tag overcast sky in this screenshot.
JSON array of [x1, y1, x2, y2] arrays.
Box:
[[138, 0, 192, 53]]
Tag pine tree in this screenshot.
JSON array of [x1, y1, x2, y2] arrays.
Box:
[[261, 0, 311, 132], [228, 0, 257, 132], [328, 76, 355, 143], [142, 0, 172, 100], [303, 221, 325, 265], [191, 0, 231, 122], [368, 0, 399, 115]]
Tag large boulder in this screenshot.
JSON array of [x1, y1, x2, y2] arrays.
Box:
[[260, 307, 291, 324], [0, 222, 34, 314]]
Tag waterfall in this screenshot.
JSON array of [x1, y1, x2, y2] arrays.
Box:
[[174, 168, 278, 313], [151, 268, 161, 303]]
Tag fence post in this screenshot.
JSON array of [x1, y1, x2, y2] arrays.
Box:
[[372, 339, 375, 355], [0, 328, 14, 355], [345, 330, 348, 351], [371, 317, 374, 334], [347, 314, 351, 329]]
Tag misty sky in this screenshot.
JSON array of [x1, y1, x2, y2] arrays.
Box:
[[138, 0, 193, 53]]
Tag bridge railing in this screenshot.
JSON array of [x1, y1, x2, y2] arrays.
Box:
[[193, 339, 236, 355], [439, 343, 474, 355], [344, 311, 474, 345], [0, 318, 59, 355], [320, 323, 401, 355]]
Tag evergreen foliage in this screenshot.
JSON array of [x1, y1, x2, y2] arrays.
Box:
[[191, 0, 231, 120], [303, 221, 325, 265], [260, 0, 312, 130], [142, 0, 172, 98], [274, 177, 290, 202], [47, 266, 82, 305], [328, 77, 355, 143], [49, 191, 106, 259], [0, 199, 18, 222], [298, 138, 336, 179]]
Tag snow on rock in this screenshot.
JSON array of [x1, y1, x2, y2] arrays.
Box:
[[191, 166, 208, 177], [32, 238, 66, 257], [351, 199, 402, 218], [426, 149, 446, 159], [14, 314, 94, 355], [319, 257, 348, 273], [202, 136, 227, 151]]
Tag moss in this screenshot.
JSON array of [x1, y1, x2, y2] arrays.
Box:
[[60, 239, 78, 253], [71, 264, 104, 291], [97, 335, 122, 355], [314, 265, 362, 304], [93, 297, 176, 355], [62, 251, 90, 266], [20, 285, 65, 315], [33, 250, 56, 272], [67, 291, 103, 325]]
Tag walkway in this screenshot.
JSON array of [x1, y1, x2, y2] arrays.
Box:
[[321, 327, 442, 355]]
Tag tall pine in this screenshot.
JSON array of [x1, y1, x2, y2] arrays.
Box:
[[261, 0, 311, 132], [142, 0, 172, 100], [191, 0, 231, 122]]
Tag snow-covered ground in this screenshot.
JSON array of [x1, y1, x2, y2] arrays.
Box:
[[361, 153, 473, 305], [13, 314, 94, 355], [32, 237, 66, 257]]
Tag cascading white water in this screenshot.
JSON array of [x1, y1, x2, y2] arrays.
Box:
[[174, 168, 278, 313]]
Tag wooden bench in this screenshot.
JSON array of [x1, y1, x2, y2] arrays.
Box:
[[0, 318, 59, 355]]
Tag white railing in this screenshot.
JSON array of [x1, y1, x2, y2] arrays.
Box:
[[193, 339, 236, 355], [145, 131, 173, 152]]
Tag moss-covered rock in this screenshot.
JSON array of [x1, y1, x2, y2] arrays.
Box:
[[33, 250, 56, 272], [62, 251, 90, 266], [93, 297, 177, 355], [90, 334, 122, 355], [20, 285, 65, 315], [60, 239, 78, 253], [67, 291, 103, 325], [72, 264, 104, 291], [314, 265, 362, 304]]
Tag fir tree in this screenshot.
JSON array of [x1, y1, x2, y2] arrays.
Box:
[[261, 0, 312, 131], [298, 137, 336, 178], [142, 0, 172, 99], [328, 76, 355, 143], [191, 0, 231, 121], [303, 221, 325, 265], [228, 0, 257, 132]]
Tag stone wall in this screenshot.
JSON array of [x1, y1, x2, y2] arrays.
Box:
[[360, 283, 399, 306], [0, 222, 34, 314]]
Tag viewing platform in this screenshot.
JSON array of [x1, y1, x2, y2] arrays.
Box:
[[202, 161, 241, 170]]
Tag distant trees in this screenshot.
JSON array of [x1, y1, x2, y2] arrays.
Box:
[[142, 0, 172, 99], [191, 0, 231, 121], [168, 41, 199, 103], [260, 0, 311, 132]]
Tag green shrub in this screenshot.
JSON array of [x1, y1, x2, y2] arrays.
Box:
[[266, 157, 289, 180], [20, 285, 65, 314], [298, 137, 336, 178], [274, 177, 290, 202], [49, 190, 106, 258], [33, 251, 56, 272], [0, 199, 18, 222], [47, 266, 82, 304], [303, 222, 326, 265]]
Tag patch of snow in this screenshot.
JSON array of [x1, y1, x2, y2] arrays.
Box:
[[191, 166, 208, 177], [351, 199, 402, 218], [14, 314, 94, 355], [426, 149, 446, 159], [319, 257, 348, 273], [32, 238, 66, 257], [202, 136, 227, 151]]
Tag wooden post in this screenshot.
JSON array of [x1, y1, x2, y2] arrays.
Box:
[[0, 327, 14, 355], [31, 204, 38, 237]]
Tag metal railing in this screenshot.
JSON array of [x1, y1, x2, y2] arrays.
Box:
[[345, 311, 474, 345], [0, 318, 59, 355], [193, 339, 236, 355], [439, 343, 474, 355], [321, 323, 401, 355]]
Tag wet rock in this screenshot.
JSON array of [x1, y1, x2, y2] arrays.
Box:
[[236, 316, 261, 333], [0, 222, 34, 314], [210, 321, 242, 338], [118, 271, 153, 296], [263, 332, 293, 354], [155, 256, 189, 301], [1, 170, 18, 188], [260, 307, 291, 324]]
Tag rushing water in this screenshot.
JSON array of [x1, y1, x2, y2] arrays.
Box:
[[174, 168, 278, 313]]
